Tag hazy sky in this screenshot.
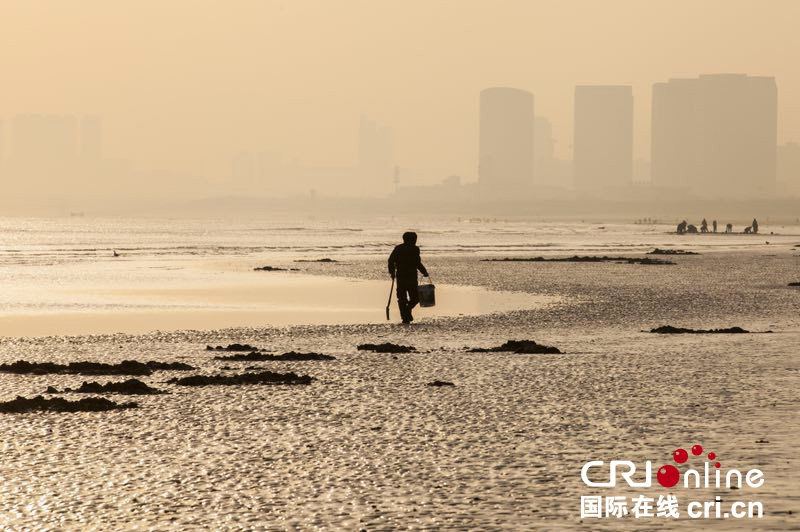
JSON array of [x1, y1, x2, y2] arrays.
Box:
[[1, 0, 798, 182]]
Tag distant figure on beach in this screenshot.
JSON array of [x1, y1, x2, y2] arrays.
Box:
[[701, 219, 708, 233], [751, 219, 759, 234], [677, 220, 687, 234], [687, 224, 698, 234], [712, 220, 718, 233], [388, 232, 429, 324], [113, 250, 119, 257], [744, 226, 752, 234], [726, 223, 733, 233]]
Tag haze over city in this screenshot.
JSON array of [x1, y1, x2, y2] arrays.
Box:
[[1, 3, 799, 529], [1, 0, 799, 214]]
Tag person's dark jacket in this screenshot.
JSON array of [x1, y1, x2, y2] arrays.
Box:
[[388, 243, 428, 281]]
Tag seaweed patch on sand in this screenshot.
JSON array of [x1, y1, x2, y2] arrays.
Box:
[[482, 256, 675, 265], [468, 340, 562, 354], [0, 395, 137, 413], [214, 351, 336, 361], [167, 371, 314, 386], [206, 343, 260, 352], [46, 378, 166, 395], [427, 380, 455, 387], [649, 325, 752, 334], [357, 343, 417, 353], [0, 360, 194, 376], [253, 266, 299, 272], [647, 248, 700, 255]]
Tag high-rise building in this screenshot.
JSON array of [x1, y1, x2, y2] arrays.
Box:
[[478, 87, 534, 192], [533, 116, 554, 186], [651, 74, 777, 197], [533, 115, 571, 189], [358, 115, 393, 194], [11, 114, 77, 166], [777, 142, 800, 196], [573, 85, 633, 190]]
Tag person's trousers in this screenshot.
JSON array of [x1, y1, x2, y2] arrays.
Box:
[[396, 278, 419, 321]]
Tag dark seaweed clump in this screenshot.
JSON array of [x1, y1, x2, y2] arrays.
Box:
[[253, 266, 298, 271], [357, 343, 417, 353], [482, 256, 674, 265], [206, 343, 259, 352], [0, 395, 137, 413], [214, 351, 335, 361], [0, 360, 194, 376], [47, 378, 166, 395], [468, 340, 562, 354], [427, 380, 455, 387], [788, 282, 800, 287], [294, 258, 338, 263], [647, 248, 700, 255], [167, 370, 314, 386], [649, 325, 750, 334]]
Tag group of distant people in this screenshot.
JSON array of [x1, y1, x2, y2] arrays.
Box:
[[676, 218, 758, 234]]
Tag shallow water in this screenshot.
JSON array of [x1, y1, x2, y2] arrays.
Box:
[[0, 216, 796, 266], [0, 264, 558, 336], [0, 219, 797, 529]]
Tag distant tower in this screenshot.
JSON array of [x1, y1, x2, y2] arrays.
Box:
[[533, 116, 556, 187], [358, 115, 394, 194], [652, 74, 777, 197], [573, 85, 633, 190], [478, 87, 534, 192]]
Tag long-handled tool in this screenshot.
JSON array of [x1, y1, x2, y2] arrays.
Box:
[[386, 277, 395, 320]]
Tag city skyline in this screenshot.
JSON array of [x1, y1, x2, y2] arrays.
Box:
[[1, 70, 790, 203], [1, 1, 799, 196]]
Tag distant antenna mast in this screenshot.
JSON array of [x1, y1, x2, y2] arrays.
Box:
[[394, 165, 400, 193]]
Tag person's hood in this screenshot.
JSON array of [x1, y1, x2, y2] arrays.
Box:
[[402, 232, 417, 245]]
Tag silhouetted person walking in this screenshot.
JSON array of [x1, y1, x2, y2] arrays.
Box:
[[712, 220, 718, 233], [388, 232, 429, 324], [701, 219, 708, 233], [751, 219, 759, 234]]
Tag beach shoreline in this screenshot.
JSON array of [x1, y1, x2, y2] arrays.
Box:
[[0, 232, 797, 529]]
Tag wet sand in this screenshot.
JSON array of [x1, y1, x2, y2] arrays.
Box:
[[0, 265, 558, 336], [0, 250, 797, 529]]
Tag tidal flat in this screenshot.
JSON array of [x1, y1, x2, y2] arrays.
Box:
[[0, 250, 797, 529]]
